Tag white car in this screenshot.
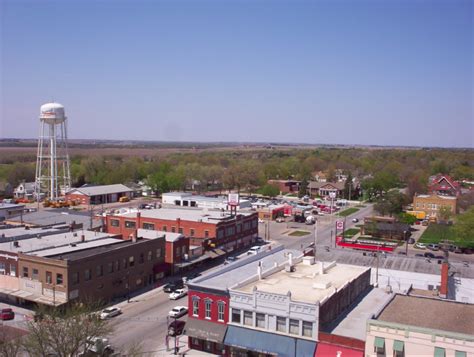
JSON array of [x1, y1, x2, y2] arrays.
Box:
[[247, 246, 262, 255], [352, 218, 359, 223], [258, 219, 265, 223], [169, 288, 187, 300], [415, 242, 426, 250], [99, 307, 121, 320], [169, 306, 188, 318]]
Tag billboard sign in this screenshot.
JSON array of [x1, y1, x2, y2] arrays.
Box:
[[228, 193, 240, 207], [336, 220, 344, 233]]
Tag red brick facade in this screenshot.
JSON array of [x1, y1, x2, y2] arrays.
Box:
[[188, 290, 229, 323]]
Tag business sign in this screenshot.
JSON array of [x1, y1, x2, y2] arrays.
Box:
[[336, 220, 344, 232], [228, 193, 240, 207], [329, 192, 337, 199]]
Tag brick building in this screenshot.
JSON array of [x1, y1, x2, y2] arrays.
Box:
[[105, 208, 258, 252], [267, 179, 301, 194], [0, 231, 166, 306], [413, 194, 457, 220], [65, 184, 133, 205]]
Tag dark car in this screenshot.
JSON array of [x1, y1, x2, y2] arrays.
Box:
[[163, 280, 184, 293], [407, 238, 415, 244], [0, 308, 15, 321], [415, 253, 424, 257], [168, 320, 186, 336], [424, 252, 435, 258], [434, 255, 445, 260]]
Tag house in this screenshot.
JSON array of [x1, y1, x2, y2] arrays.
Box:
[[65, 184, 133, 205], [13, 182, 36, 200], [267, 179, 301, 194], [308, 181, 345, 198], [365, 294, 474, 357], [428, 174, 461, 197], [413, 194, 457, 220]]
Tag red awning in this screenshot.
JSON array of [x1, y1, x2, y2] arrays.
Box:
[[315, 342, 364, 357]]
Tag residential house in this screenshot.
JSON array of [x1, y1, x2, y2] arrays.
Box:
[[428, 174, 461, 197]]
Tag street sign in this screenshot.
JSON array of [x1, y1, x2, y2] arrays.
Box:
[[336, 220, 344, 232]]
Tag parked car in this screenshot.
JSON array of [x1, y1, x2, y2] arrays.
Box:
[[415, 242, 426, 249], [352, 218, 359, 223], [168, 320, 186, 336], [434, 255, 445, 260], [224, 256, 237, 265], [424, 252, 435, 259], [407, 238, 415, 244], [0, 308, 15, 321], [276, 217, 284, 223], [427, 244, 440, 251], [79, 337, 113, 356], [99, 307, 121, 320], [247, 246, 262, 255], [415, 253, 424, 257], [164, 280, 184, 293], [169, 288, 188, 300], [421, 220, 429, 226], [169, 306, 188, 318]]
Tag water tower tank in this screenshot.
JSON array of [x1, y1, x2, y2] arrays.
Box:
[[40, 102, 66, 124]]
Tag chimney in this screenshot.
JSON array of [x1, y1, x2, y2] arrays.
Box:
[[257, 261, 262, 280], [439, 262, 449, 298], [80, 234, 85, 242]]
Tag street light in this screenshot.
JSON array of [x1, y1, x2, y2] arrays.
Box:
[[404, 230, 408, 256]]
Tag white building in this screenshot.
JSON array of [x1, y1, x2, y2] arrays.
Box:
[[162, 192, 251, 210]]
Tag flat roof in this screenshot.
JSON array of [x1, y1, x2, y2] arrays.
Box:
[[31, 237, 125, 258], [0, 230, 112, 254], [137, 228, 182, 242], [190, 247, 302, 291], [0, 203, 25, 210], [234, 261, 369, 304], [7, 210, 102, 229], [117, 207, 254, 223], [0, 226, 65, 240], [323, 288, 394, 340], [376, 294, 474, 335], [416, 194, 457, 200]]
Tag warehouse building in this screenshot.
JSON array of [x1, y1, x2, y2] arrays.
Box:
[[65, 184, 133, 205]]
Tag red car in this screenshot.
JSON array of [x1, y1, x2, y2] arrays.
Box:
[[0, 308, 15, 321]]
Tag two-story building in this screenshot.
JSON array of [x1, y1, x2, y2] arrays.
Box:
[[413, 194, 457, 220], [105, 208, 258, 253]]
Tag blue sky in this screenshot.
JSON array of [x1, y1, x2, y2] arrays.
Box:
[[1, 0, 472, 147]]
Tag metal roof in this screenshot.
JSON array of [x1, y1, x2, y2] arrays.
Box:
[[68, 184, 133, 196]]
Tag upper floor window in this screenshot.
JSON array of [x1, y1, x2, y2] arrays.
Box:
[[256, 313, 265, 328], [96, 265, 103, 277], [178, 227, 183, 234], [46, 271, 52, 284], [231, 309, 241, 324], [204, 230, 209, 238], [302, 321, 313, 337], [56, 273, 63, 285], [143, 222, 155, 230], [243, 311, 253, 326], [84, 269, 91, 281], [190, 229, 195, 237], [22, 267, 28, 278], [72, 272, 79, 284], [205, 299, 212, 319], [276, 316, 286, 332], [110, 219, 120, 227], [217, 301, 225, 322], [289, 319, 299, 335], [192, 298, 200, 316], [125, 220, 136, 229], [32, 268, 39, 280]]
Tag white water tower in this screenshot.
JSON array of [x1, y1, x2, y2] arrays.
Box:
[[35, 102, 71, 201]]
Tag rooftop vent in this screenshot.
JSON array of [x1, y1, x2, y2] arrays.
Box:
[[13, 241, 19, 247], [70, 243, 77, 247]]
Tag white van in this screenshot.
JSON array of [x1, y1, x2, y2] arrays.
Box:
[[247, 246, 262, 255]]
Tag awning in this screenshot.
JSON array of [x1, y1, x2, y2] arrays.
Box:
[[296, 339, 317, 357], [374, 337, 385, 349], [393, 340, 404, 352], [434, 347, 446, 357], [205, 249, 226, 259], [224, 325, 297, 357], [184, 318, 227, 343]]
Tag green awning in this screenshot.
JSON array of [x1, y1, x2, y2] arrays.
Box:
[[393, 340, 404, 352], [434, 347, 446, 357], [455, 351, 466, 357], [374, 337, 385, 349]]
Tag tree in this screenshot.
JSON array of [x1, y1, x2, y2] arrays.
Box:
[[259, 184, 280, 198], [343, 172, 353, 200], [438, 206, 452, 223], [397, 212, 417, 225], [452, 207, 474, 248], [298, 179, 309, 198], [374, 190, 408, 216], [22, 303, 112, 357]]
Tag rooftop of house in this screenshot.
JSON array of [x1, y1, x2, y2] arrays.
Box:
[[189, 246, 301, 291], [137, 228, 184, 242], [0, 230, 112, 254], [233, 260, 369, 304], [375, 294, 474, 335], [116, 207, 255, 223], [68, 184, 133, 196]]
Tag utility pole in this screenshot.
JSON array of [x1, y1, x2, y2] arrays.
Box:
[[313, 219, 318, 256]]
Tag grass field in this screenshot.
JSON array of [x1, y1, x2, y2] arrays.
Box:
[[338, 207, 359, 217], [419, 224, 456, 244], [343, 228, 360, 238], [288, 230, 311, 237]]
